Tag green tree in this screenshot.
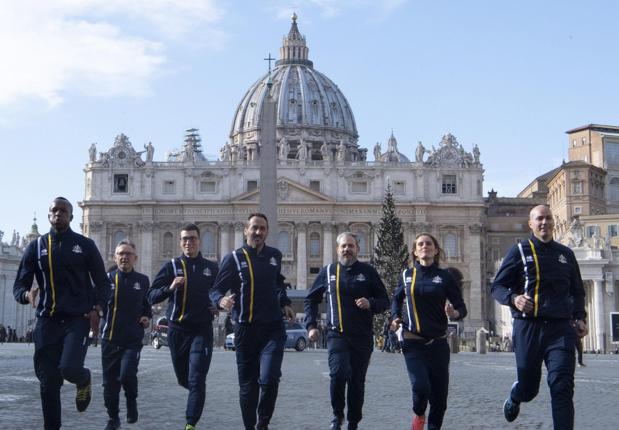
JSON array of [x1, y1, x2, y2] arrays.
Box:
[[373, 184, 409, 336]]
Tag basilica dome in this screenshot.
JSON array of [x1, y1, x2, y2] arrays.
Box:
[[228, 14, 362, 162]]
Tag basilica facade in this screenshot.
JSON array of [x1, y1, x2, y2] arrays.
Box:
[[80, 15, 487, 337]]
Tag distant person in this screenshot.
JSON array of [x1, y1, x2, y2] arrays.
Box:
[[211, 213, 294, 430], [100, 240, 151, 430], [305, 232, 389, 430], [13, 197, 108, 430], [148, 223, 219, 430], [492, 205, 587, 430], [391, 233, 467, 430]]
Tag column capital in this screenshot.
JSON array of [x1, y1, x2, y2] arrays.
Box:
[[296, 222, 308, 232], [322, 221, 335, 232], [234, 222, 245, 231]]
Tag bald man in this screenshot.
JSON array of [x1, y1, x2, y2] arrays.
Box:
[[491, 205, 587, 430]]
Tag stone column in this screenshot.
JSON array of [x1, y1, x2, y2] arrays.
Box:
[[219, 222, 231, 259], [234, 222, 244, 249], [138, 221, 154, 277], [466, 223, 484, 330], [323, 222, 334, 265], [296, 223, 307, 290], [593, 279, 605, 352]]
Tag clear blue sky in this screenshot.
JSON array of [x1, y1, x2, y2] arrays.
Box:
[[2, 0, 619, 239]]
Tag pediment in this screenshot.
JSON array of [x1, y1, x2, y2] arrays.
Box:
[[231, 178, 335, 203]]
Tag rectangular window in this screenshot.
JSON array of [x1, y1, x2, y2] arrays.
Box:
[[573, 182, 583, 194], [113, 174, 128, 193], [393, 181, 405, 195], [309, 267, 320, 274], [442, 175, 457, 194], [163, 180, 175, 194], [574, 206, 582, 214], [199, 180, 217, 193], [247, 180, 258, 192], [586, 225, 600, 238], [609, 225, 618, 237], [309, 180, 320, 192], [351, 181, 368, 193]]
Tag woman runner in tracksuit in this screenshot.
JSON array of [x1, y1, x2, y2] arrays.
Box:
[[391, 233, 467, 430]]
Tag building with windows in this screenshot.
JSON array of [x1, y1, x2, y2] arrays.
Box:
[[79, 15, 487, 337]]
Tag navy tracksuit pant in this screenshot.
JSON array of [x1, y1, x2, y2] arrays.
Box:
[[234, 321, 286, 430], [168, 324, 214, 426], [510, 318, 576, 430], [33, 316, 91, 430], [402, 337, 450, 430], [327, 332, 373, 427], [101, 340, 142, 419]]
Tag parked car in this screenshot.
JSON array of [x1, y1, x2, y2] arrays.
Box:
[[151, 316, 169, 349], [225, 320, 308, 352]]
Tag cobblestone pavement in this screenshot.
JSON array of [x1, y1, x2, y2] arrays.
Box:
[[1, 343, 617, 429]]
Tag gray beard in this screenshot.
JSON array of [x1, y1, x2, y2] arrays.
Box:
[[338, 256, 357, 266]]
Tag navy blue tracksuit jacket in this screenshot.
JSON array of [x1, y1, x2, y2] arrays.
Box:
[[210, 244, 291, 323], [148, 253, 219, 330], [101, 269, 151, 345], [305, 260, 389, 336], [14, 228, 108, 317]]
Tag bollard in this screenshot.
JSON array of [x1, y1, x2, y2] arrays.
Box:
[[447, 333, 459, 354], [476, 328, 488, 354]]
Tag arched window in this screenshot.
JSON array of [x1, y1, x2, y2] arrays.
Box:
[[113, 230, 125, 248], [356, 231, 368, 255], [163, 232, 173, 256], [278, 231, 291, 254], [444, 233, 458, 259], [609, 177, 619, 202], [310, 232, 320, 257]]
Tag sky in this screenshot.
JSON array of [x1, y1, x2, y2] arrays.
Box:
[[2, 0, 619, 241]]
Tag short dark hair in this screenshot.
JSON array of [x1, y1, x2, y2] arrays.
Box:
[[180, 223, 200, 237], [115, 240, 136, 252], [247, 212, 268, 227], [52, 196, 73, 213]]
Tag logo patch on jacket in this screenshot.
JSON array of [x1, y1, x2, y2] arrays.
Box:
[[41, 248, 48, 256], [133, 282, 141, 290], [176, 269, 184, 276], [330, 275, 336, 282], [356, 273, 366, 282], [72, 245, 83, 254], [405, 276, 412, 283], [203, 267, 212, 277], [526, 255, 534, 263], [432, 276, 442, 284], [269, 257, 277, 266], [558, 254, 567, 264], [241, 261, 248, 269]]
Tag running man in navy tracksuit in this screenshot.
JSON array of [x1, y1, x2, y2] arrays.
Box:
[[148, 223, 219, 430], [305, 232, 389, 430], [100, 240, 151, 430], [210, 213, 295, 430], [13, 197, 108, 430], [391, 233, 467, 430], [492, 205, 587, 430]]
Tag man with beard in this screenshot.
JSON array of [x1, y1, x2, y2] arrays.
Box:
[[211, 213, 294, 430], [304, 232, 389, 430]]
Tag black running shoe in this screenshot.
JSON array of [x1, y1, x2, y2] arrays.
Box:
[[105, 417, 121, 430], [126, 400, 138, 423], [75, 372, 92, 412], [503, 397, 520, 422], [330, 416, 343, 430]]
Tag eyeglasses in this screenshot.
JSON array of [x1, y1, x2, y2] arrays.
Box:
[[181, 236, 199, 243]]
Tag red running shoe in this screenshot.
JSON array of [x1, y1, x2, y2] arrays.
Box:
[[412, 414, 425, 430]]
